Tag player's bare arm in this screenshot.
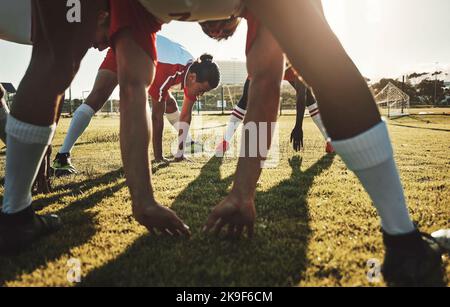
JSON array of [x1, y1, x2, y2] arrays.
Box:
[[204, 24, 284, 238], [115, 29, 190, 236]]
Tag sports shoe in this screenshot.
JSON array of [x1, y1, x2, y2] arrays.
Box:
[[325, 142, 335, 154], [0, 206, 62, 255], [53, 152, 77, 177], [382, 229, 445, 287]]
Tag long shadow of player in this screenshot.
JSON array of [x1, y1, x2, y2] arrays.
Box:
[[81, 154, 335, 286]]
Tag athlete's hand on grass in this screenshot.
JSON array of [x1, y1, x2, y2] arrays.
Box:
[[133, 203, 191, 237], [203, 194, 256, 239], [290, 126, 304, 152]]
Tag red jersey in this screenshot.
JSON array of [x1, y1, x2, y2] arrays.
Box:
[[100, 48, 196, 102], [149, 62, 196, 102], [108, 0, 260, 64]]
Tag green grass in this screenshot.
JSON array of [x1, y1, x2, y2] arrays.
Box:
[[0, 113, 449, 286]]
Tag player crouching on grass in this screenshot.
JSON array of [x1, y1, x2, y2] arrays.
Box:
[[53, 35, 218, 176]]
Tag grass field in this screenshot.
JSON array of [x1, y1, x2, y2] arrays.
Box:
[[0, 112, 449, 286]]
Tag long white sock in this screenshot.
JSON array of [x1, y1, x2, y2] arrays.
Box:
[[2, 115, 56, 214], [166, 110, 193, 143], [59, 104, 95, 154], [308, 103, 329, 140], [331, 121, 415, 235], [224, 105, 246, 143]]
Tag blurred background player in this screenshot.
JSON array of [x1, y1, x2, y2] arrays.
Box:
[[53, 35, 219, 175]]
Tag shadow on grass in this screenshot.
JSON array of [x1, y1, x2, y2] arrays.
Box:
[[0, 169, 126, 285], [81, 154, 335, 286], [29, 169, 125, 211]]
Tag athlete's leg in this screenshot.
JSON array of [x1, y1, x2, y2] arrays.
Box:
[[164, 93, 194, 144], [151, 97, 166, 162], [59, 69, 118, 155], [303, 87, 334, 153], [217, 78, 250, 153], [245, 0, 414, 233]]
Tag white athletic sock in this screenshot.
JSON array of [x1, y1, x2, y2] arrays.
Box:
[[224, 106, 246, 143], [2, 115, 56, 214], [0, 101, 9, 143], [331, 121, 415, 235], [59, 104, 95, 154], [166, 110, 193, 143], [308, 103, 329, 140]]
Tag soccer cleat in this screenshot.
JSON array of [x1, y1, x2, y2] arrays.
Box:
[[0, 206, 62, 255], [325, 142, 335, 154], [215, 140, 230, 156], [52, 152, 77, 177], [382, 229, 445, 287]]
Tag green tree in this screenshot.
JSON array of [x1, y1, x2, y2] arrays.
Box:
[[417, 79, 445, 104]]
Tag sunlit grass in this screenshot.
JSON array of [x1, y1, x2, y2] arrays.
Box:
[[0, 112, 448, 286]]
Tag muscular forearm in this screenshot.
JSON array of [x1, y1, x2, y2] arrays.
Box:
[[120, 85, 155, 206], [295, 90, 306, 129], [231, 78, 280, 200]]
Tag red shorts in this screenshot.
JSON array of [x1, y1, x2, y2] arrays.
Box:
[[99, 48, 117, 73], [108, 0, 162, 64], [284, 67, 298, 82]]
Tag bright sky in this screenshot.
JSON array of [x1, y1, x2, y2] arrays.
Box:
[[0, 0, 449, 98]]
